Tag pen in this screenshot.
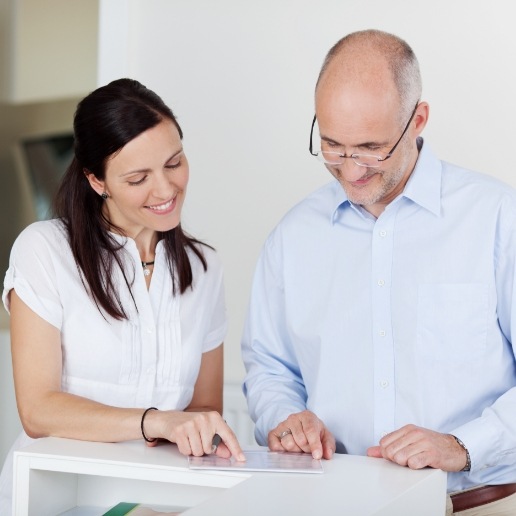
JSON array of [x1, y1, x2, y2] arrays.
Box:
[[211, 433, 222, 454]]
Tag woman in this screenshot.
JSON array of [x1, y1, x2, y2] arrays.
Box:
[[0, 78, 244, 513]]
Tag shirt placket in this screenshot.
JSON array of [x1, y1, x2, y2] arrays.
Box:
[[124, 242, 158, 408], [137, 317, 157, 407], [371, 205, 398, 443]]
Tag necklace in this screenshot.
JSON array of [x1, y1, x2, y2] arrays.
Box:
[[142, 260, 155, 277]]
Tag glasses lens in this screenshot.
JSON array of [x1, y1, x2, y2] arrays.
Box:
[[316, 151, 382, 168], [318, 151, 343, 165], [353, 154, 381, 168]]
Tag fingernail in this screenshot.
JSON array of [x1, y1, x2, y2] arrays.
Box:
[[313, 451, 322, 460]]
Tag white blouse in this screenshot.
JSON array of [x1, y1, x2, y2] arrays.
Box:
[[3, 219, 227, 410]]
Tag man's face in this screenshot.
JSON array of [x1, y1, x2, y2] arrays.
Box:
[[315, 84, 419, 217]]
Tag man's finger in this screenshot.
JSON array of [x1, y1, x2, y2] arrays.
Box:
[[366, 445, 383, 458]]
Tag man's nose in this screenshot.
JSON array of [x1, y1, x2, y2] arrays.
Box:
[[334, 158, 371, 181]]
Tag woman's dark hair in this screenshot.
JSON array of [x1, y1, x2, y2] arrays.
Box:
[[53, 78, 208, 320]]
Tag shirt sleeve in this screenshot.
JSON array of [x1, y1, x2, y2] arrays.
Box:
[[451, 199, 516, 473], [199, 248, 228, 353], [2, 222, 63, 330], [241, 229, 308, 445]]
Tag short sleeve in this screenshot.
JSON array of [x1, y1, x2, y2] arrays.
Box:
[[201, 250, 227, 353], [202, 278, 227, 353], [2, 222, 64, 329], [185, 245, 227, 353]]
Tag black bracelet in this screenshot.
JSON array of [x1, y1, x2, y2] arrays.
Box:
[[141, 407, 158, 443], [452, 435, 471, 471]]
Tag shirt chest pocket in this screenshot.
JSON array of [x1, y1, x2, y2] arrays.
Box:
[[416, 283, 488, 361]]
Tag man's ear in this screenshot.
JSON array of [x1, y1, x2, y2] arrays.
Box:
[[413, 101, 429, 137], [84, 169, 107, 197]]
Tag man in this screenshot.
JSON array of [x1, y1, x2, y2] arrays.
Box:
[[241, 29, 516, 515]]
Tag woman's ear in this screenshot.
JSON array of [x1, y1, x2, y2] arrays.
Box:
[[84, 169, 107, 198]]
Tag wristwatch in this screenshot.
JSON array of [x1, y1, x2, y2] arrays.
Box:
[[452, 435, 471, 472]]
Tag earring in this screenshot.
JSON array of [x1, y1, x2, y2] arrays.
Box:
[[101, 192, 109, 200]]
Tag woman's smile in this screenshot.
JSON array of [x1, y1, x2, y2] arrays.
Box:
[[145, 197, 176, 214]]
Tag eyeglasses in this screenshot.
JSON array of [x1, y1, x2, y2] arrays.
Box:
[[309, 102, 419, 168]]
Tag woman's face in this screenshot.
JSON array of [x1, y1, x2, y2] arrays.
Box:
[[90, 119, 189, 238]]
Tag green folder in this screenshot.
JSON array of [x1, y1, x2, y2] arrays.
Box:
[[103, 502, 140, 516]]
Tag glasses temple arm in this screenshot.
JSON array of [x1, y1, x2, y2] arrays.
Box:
[[309, 114, 317, 155]]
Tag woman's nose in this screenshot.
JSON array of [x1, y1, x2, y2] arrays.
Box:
[[151, 170, 176, 197]]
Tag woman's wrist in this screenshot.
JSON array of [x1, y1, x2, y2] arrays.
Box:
[[141, 407, 159, 442]]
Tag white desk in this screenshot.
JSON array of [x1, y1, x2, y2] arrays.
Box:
[[13, 437, 446, 515]]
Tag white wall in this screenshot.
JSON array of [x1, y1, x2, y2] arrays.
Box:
[[98, 0, 516, 384], [1, 0, 98, 103]]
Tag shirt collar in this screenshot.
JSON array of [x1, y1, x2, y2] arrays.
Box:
[[330, 137, 442, 223], [401, 138, 442, 216]]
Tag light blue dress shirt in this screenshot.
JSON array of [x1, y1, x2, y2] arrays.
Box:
[[241, 139, 516, 492]]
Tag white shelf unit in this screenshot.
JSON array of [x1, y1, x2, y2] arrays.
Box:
[[13, 437, 447, 516], [13, 438, 248, 516]]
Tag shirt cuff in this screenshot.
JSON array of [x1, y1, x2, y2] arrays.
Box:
[[254, 402, 307, 445], [451, 415, 501, 472]]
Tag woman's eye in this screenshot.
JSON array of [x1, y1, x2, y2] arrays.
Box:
[[166, 159, 181, 169], [128, 176, 146, 186]]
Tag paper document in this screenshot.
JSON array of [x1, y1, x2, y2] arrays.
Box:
[[188, 449, 323, 474]]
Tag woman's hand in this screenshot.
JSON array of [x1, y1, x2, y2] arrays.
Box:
[[144, 409, 246, 461]]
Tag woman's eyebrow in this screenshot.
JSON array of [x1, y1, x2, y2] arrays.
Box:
[[120, 148, 183, 176]]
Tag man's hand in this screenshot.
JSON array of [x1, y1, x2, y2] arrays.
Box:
[[366, 424, 468, 472], [268, 410, 336, 460]]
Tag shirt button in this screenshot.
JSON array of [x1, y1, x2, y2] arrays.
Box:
[[380, 380, 389, 388], [379, 230, 387, 237], [146, 328, 153, 334], [379, 330, 386, 337], [377, 279, 385, 287]]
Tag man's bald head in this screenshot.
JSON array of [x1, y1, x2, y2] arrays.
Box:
[[316, 30, 422, 122]]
